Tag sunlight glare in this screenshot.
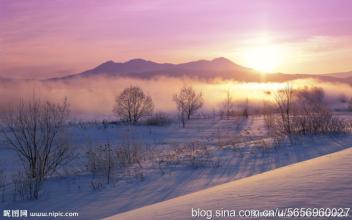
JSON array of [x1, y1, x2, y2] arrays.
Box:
[[244, 45, 283, 73]]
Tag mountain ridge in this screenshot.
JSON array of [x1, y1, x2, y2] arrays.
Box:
[[321, 71, 352, 79], [50, 57, 255, 80], [39, 57, 352, 84]]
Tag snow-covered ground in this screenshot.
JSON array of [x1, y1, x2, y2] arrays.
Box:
[[107, 147, 352, 220], [0, 114, 352, 219]]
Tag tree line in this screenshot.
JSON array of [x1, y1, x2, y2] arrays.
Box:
[[113, 85, 203, 128]]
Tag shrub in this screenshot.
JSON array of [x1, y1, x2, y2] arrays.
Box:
[[11, 171, 32, 201], [157, 141, 217, 174], [268, 85, 350, 138], [86, 144, 115, 184], [90, 180, 103, 191], [0, 164, 5, 202], [115, 143, 142, 169], [86, 143, 143, 184], [145, 113, 172, 126]]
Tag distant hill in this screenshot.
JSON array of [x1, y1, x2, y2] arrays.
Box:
[[43, 57, 352, 84], [320, 71, 352, 79], [49, 57, 262, 81], [0, 76, 16, 83]]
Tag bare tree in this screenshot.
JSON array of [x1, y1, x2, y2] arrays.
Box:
[[274, 83, 294, 136], [86, 140, 144, 185], [0, 98, 70, 200], [86, 144, 114, 184], [222, 90, 234, 119], [268, 85, 349, 138], [113, 86, 154, 124], [173, 86, 203, 127], [0, 163, 5, 202], [293, 87, 348, 135], [242, 98, 249, 118]]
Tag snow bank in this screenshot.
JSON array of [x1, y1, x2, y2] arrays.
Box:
[[107, 147, 352, 220]]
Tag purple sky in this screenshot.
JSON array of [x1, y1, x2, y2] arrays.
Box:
[[1, 0, 352, 78]]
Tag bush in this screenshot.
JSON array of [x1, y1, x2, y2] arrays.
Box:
[[90, 180, 103, 191], [292, 105, 349, 135], [157, 142, 218, 174], [11, 171, 32, 201], [292, 87, 349, 135], [145, 113, 172, 126], [0, 164, 6, 202], [86, 143, 143, 184], [115, 143, 143, 168], [86, 144, 115, 184], [262, 104, 276, 133], [268, 85, 350, 137]]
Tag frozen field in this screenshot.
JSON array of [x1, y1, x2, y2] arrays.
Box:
[[0, 114, 352, 219]]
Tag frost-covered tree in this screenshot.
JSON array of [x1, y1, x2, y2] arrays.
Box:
[[173, 86, 203, 127], [222, 90, 234, 119], [0, 98, 70, 200], [274, 83, 294, 136], [114, 86, 154, 124]]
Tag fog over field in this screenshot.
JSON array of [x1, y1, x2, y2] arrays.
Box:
[[1, 76, 351, 120]]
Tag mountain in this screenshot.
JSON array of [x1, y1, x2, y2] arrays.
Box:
[[82, 59, 175, 76], [0, 76, 16, 83], [49, 57, 261, 81], [321, 71, 352, 78], [48, 57, 352, 83]]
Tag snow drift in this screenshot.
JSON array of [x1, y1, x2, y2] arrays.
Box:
[[107, 147, 352, 220]]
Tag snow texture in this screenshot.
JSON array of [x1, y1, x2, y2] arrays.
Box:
[[107, 147, 352, 220]]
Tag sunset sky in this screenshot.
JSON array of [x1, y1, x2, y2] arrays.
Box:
[[1, 0, 352, 79]]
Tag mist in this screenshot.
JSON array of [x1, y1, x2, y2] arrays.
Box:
[[0, 76, 351, 120]]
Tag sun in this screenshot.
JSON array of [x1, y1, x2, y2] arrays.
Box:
[[243, 45, 282, 73]]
